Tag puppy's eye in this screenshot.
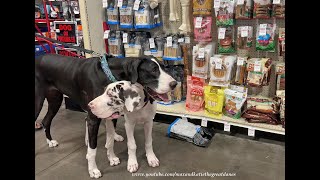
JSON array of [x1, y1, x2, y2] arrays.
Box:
[[152, 67, 158, 73]]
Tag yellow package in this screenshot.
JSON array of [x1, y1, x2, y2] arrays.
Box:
[[204, 86, 225, 119]]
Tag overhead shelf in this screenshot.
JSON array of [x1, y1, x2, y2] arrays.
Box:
[[156, 102, 285, 135], [35, 19, 64, 23]]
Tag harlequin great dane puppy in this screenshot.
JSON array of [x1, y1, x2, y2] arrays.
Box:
[[89, 80, 164, 173], [35, 54, 177, 178]]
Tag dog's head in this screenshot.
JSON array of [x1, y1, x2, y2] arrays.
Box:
[[88, 81, 143, 119], [124, 56, 177, 102]]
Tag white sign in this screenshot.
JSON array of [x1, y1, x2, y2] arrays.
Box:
[[237, 0, 244, 5], [241, 26, 248, 37], [215, 58, 222, 69], [184, 37, 191, 44], [102, 0, 108, 8], [248, 127, 255, 137], [259, 24, 267, 36], [201, 118, 208, 127], [103, 30, 110, 39], [218, 28, 226, 39], [214, 0, 221, 8], [224, 123, 231, 132], [117, 0, 123, 7], [254, 61, 261, 72], [133, 0, 141, 10], [178, 38, 184, 43], [149, 38, 155, 48], [195, 17, 203, 29], [166, 36, 173, 47], [237, 57, 245, 65], [273, 0, 281, 4], [198, 48, 205, 58], [122, 33, 128, 43]]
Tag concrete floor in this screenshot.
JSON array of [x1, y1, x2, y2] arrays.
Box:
[[35, 101, 285, 180]]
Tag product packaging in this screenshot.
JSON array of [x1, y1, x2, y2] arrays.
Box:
[[276, 90, 285, 128], [214, 0, 236, 26], [237, 26, 253, 49], [209, 55, 236, 87], [163, 36, 183, 61], [275, 62, 285, 90], [108, 30, 124, 57], [272, 0, 285, 18], [186, 76, 205, 112], [246, 58, 272, 87], [193, 0, 213, 15], [278, 28, 285, 57], [218, 27, 235, 54], [235, 0, 253, 19], [106, 0, 119, 25], [143, 36, 164, 58], [256, 23, 276, 52], [253, 0, 272, 19], [234, 56, 248, 85], [124, 31, 143, 57], [223, 85, 248, 119], [204, 86, 225, 119], [194, 16, 213, 42], [192, 43, 214, 79], [119, 0, 134, 28]]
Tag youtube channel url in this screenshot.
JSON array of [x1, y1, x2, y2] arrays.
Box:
[[132, 172, 236, 178]]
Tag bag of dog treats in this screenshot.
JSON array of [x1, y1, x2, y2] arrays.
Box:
[[119, 0, 134, 28], [223, 86, 248, 119], [106, 0, 119, 25], [143, 36, 164, 58], [272, 0, 285, 18], [209, 55, 236, 87], [124, 31, 145, 57], [237, 26, 253, 50], [192, 43, 214, 79], [218, 26, 235, 54], [186, 76, 205, 112], [276, 90, 285, 128], [134, 1, 157, 29], [108, 30, 124, 57], [246, 58, 272, 87], [193, 0, 213, 15], [256, 23, 276, 52], [204, 86, 225, 119], [163, 36, 183, 61], [278, 28, 285, 57], [235, 0, 253, 19], [253, 0, 272, 19], [194, 16, 213, 42], [276, 62, 285, 90], [214, 0, 236, 26], [234, 56, 248, 85]]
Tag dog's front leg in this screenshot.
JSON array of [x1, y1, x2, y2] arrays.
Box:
[[105, 119, 120, 166], [86, 116, 102, 179], [144, 120, 159, 167], [124, 120, 139, 173]]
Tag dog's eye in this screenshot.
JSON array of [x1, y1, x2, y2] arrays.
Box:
[[152, 67, 158, 73]]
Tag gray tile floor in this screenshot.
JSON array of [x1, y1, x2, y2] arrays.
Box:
[[35, 101, 285, 180]]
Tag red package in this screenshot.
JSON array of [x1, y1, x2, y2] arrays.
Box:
[[186, 76, 205, 112], [194, 16, 212, 42]]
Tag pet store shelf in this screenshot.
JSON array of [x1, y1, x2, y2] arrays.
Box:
[[156, 102, 285, 135], [35, 19, 65, 23]]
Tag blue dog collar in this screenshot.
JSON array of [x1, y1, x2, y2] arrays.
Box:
[[100, 54, 117, 82]]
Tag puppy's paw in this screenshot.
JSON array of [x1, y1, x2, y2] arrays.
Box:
[[146, 153, 159, 167], [114, 133, 124, 142], [88, 168, 102, 179], [108, 155, 120, 166], [127, 157, 139, 173], [46, 139, 59, 148]]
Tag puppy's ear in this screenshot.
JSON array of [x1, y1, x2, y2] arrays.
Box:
[[121, 88, 140, 112], [124, 58, 143, 84]]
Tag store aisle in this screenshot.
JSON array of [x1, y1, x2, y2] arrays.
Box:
[[35, 102, 285, 180]]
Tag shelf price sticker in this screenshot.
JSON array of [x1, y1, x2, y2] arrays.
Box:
[[248, 127, 255, 137], [104, 30, 110, 39], [195, 17, 203, 29], [166, 36, 173, 47], [224, 122, 231, 132], [123, 33, 128, 43], [149, 38, 155, 48], [254, 60, 261, 72], [273, 0, 281, 4], [237, 0, 244, 5], [241, 26, 248, 37], [201, 118, 208, 127], [178, 38, 184, 43], [184, 37, 191, 44], [198, 48, 205, 58], [218, 28, 226, 39], [133, 0, 141, 10], [237, 57, 245, 66], [214, 0, 221, 8], [259, 24, 267, 36], [117, 0, 123, 7], [102, 0, 108, 8]]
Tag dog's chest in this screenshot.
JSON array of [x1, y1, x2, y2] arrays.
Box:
[[125, 102, 156, 124]]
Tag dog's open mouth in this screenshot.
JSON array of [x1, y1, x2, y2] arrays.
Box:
[[146, 87, 169, 102], [106, 111, 121, 119]]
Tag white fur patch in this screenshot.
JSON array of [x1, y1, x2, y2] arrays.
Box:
[[46, 139, 59, 148], [86, 147, 102, 178], [150, 58, 176, 94]]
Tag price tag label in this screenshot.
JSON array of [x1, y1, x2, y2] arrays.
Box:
[[133, 0, 141, 10], [237, 57, 245, 65], [103, 30, 110, 39], [218, 28, 226, 39], [117, 0, 123, 7], [178, 38, 184, 43], [214, 0, 221, 8], [259, 24, 267, 36], [254, 61, 261, 72], [198, 48, 205, 58], [273, 0, 281, 4], [166, 36, 173, 47], [102, 0, 108, 8], [201, 118, 208, 127], [224, 123, 231, 132], [149, 38, 155, 48], [237, 0, 244, 5], [184, 37, 191, 44], [55, 29, 60, 33], [241, 26, 248, 37], [215, 58, 222, 69], [248, 127, 255, 137], [195, 17, 203, 29], [122, 33, 128, 43]]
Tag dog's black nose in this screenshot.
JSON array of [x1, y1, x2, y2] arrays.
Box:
[[169, 81, 178, 90]]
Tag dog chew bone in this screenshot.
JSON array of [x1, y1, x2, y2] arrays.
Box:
[[174, 0, 180, 21], [179, 0, 191, 33], [169, 0, 176, 21]]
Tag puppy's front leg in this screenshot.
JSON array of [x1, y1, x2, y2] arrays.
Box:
[[124, 120, 139, 173], [144, 120, 159, 167], [105, 119, 120, 166]]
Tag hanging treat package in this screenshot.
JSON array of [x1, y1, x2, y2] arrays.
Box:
[[272, 0, 285, 18], [153, 5, 162, 27], [124, 31, 144, 57], [108, 30, 124, 57], [237, 26, 253, 50], [276, 90, 285, 128], [275, 62, 285, 90], [171, 66, 185, 102], [253, 0, 271, 19], [209, 55, 236, 87], [246, 58, 272, 87], [143, 36, 164, 59], [186, 76, 205, 112], [223, 86, 248, 119], [163, 36, 183, 61], [134, 1, 152, 29], [119, 0, 134, 28], [204, 86, 225, 119], [192, 43, 214, 79], [218, 27, 236, 54], [235, 0, 253, 19], [194, 16, 213, 42], [214, 0, 236, 26], [278, 28, 285, 57], [106, 0, 119, 25], [193, 0, 213, 15], [234, 56, 248, 85], [256, 23, 276, 52]]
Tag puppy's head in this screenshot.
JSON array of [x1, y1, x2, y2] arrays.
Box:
[[88, 81, 142, 119]]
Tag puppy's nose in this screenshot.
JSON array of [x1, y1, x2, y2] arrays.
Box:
[[169, 81, 178, 90], [88, 102, 95, 110]]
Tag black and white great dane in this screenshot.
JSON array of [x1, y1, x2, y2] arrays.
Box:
[[35, 54, 177, 178]]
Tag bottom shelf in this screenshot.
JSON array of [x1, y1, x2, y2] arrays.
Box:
[[156, 101, 285, 135]]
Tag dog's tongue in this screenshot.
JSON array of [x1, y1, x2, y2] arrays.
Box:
[[158, 93, 169, 102], [111, 113, 120, 119]]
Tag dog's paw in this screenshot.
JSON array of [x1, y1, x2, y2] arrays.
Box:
[[146, 153, 160, 167], [46, 139, 59, 148], [89, 168, 102, 179], [114, 133, 124, 142], [108, 155, 120, 166], [127, 157, 139, 173]]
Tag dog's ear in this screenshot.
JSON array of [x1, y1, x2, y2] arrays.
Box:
[[120, 88, 140, 112], [124, 58, 143, 84]]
